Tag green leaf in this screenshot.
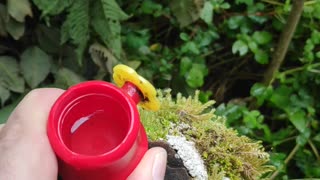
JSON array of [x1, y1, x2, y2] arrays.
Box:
[[270, 85, 292, 109], [0, 4, 8, 37], [296, 129, 311, 146], [200, 1, 213, 24], [313, 133, 320, 142], [180, 57, 192, 76], [185, 63, 207, 88], [91, 1, 122, 58], [250, 83, 273, 106], [227, 16, 245, 30], [252, 31, 272, 45], [0, 56, 25, 93], [35, 24, 61, 54], [181, 41, 200, 55], [215, 103, 245, 124], [55, 67, 85, 88], [270, 153, 286, 169], [32, 0, 72, 16], [7, 0, 33, 22], [179, 33, 190, 41], [100, 0, 129, 21], [61, 0, 89, 65], [220, 3, 230, 9], [243, 110, 263, 129], [254, 50, 269, 64], [289, 110, 307, 133], [20, 47, 51, 88], [235, 0, 253, 5], [5, 17, 25, 40], [140, 0, 162, 15], [0, 85, 10, 106], [232, 39, 248, 56], [248, 41, 258, 53], [169, 0, 202, 27]]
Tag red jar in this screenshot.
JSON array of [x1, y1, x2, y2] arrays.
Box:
[[47, 81, 148, 180]]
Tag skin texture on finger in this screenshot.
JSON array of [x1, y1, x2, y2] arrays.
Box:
[[0, 88, 64, 180], [127, 147, 167, 180]]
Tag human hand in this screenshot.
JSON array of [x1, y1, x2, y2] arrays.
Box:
[[0, 88, 167, 180]]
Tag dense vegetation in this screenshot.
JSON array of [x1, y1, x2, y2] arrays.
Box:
[[1, 0, 320, 179]]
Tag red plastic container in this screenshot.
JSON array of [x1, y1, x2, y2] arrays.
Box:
[[47, 81, 148, 180]]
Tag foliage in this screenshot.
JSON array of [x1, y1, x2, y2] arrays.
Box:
[[1, 0, 320, 178], [139, 90, 273, 179]]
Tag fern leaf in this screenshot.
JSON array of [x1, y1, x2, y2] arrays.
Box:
[[62, 0, 89, 65], [32, 0, 73, 16], [100, 0, 129, 21], [91, 1, 122, 58]]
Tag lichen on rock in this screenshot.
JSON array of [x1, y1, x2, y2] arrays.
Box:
[[139, 89, 274, 180]]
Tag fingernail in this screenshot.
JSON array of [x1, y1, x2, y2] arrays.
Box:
[[152, 150, 167, 180]]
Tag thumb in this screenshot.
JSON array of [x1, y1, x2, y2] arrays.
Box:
[[128, 147, 167, 180]]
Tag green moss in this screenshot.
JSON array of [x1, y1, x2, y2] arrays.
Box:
[[139, 90, 274, 179]]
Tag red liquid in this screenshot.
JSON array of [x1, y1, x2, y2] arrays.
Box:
[[60, 94, 130, 156]]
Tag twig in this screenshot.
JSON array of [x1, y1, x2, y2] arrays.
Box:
[[263, 0, 304, 85]]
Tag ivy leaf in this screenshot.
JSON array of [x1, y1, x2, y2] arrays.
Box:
[[0, 85, 10, 106], [270, 85, 292, 109], [20, 47, 51, 88], [254, 50, 269, 64], [0, 56, 25, 93], [7, 0, 33, 22], [252, 31, 272, 45], [100, 0, 129, 21], [215, 103, 245, 124], [170, 0, 203, 27], [181, 41, 200, 55], [288, 110, 307, 133], [61, 0, 89, 65], [232, 39, 248, 56], [55, 67, 85, 88], [200, 1, 213, 24], [243, 110, 263, 129], [250, 83, 273, 106]]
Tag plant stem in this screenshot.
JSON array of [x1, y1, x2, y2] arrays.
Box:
[[263, 0, 304, 86], [308, 140, 320, 161], [270, 144, 300, 180]]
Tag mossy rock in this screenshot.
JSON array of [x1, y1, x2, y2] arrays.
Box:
[[140, 90, 274, 180]]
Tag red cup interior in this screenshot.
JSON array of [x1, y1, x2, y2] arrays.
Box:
[[60, 93, 130, 155]]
